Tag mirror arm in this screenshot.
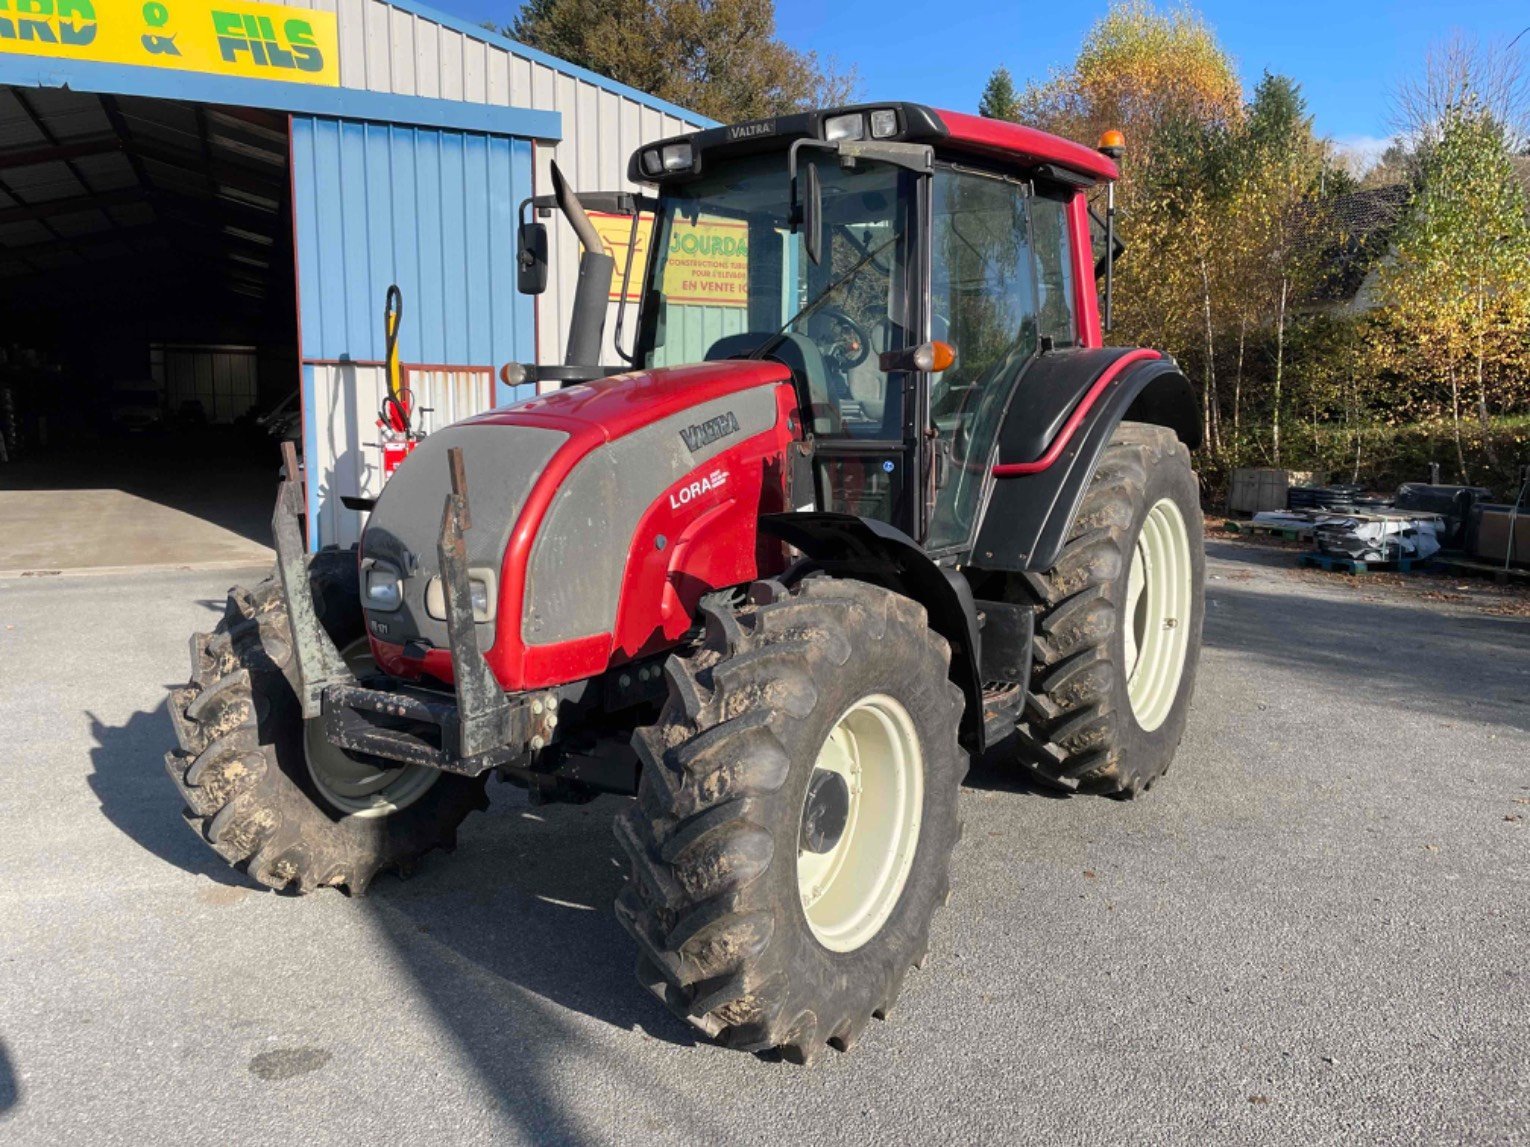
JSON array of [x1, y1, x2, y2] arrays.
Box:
[[612, 210, 643, 364]]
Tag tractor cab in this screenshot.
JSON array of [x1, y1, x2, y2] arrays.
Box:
[[518, 103, 1120, 556]]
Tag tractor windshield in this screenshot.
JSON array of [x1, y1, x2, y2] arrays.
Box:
[[638, 151, 917, 442]]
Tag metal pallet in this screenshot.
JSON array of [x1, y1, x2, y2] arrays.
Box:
[[1298, 552, 1434, 575], [1225, 520, 1314, 541]]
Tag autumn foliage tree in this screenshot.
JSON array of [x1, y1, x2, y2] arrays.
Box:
[[1377, 99, 1530, 482], [988, 2, 1530, 493]]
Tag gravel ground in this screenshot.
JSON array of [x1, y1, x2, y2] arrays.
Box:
[[0, 542, 1525, 1145]]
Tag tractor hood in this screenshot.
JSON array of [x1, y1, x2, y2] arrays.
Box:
[[359, 359, 796, 691], [472, 359, 794, 437]]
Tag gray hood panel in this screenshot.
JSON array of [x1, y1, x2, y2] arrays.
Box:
[[360, 423, 568, 652]]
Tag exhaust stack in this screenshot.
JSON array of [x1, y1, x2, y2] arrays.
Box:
[[550, 162, 614, 368]]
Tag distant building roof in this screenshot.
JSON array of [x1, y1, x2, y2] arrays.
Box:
[[1298, 184, 1412, 305]]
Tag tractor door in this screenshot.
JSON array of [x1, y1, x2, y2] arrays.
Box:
[[795, 161, 921, 532], [923, 169, 1079, 554]]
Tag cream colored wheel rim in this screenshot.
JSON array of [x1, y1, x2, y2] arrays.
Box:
[[1124, 497, 1193, 732], [304, 638, 441, 818], [797, 694, 924, 953]]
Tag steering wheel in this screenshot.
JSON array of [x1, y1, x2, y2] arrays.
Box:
[[811, 306, 872, 372]]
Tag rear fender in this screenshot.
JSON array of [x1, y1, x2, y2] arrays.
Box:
[[974, 350, 1198, 572], [760, 513, 985, 750]]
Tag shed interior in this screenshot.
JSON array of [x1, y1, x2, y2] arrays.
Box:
[[0, 85, 296, 570]]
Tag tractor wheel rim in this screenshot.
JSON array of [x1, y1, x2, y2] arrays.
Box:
[[1126, 497, 1193, 732], [304, 638, 441, 818], [797, 694, 924, 953]]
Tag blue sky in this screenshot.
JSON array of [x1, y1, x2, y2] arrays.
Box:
[[433, 1, 1527, 163]]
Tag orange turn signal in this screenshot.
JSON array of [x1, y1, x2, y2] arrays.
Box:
[[879, 340, 958, 374]]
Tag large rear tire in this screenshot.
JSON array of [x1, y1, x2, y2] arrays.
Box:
[[614, 577, 966, 1064], [164, 550, 489, 894], [1013, 422, 1204, 796]]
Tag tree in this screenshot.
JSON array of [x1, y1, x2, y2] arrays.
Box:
[[978, 67, 1020, 120], [503, 0, 857, 124], [1226, 73, 1323, 464], [1015, 0, 1242, 156], [1394, 33, 1529, 155], [1378, 97, 1530, 482], [1013, 4, 1244, 453]]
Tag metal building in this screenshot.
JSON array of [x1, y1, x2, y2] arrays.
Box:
[[0, 0, 708, 556]]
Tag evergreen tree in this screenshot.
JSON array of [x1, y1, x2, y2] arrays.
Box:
[[505, 0, 856, 123], [977, 67, 1020, 121]]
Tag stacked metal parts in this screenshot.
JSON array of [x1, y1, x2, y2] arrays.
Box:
[[1256, 478, 1529, 571], [1287, 484, 1392, 513], [1248, 482, 1504, 568], [1309, 512, 1445, 563]]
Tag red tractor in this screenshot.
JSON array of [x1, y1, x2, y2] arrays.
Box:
[[166, 104, 1204, 1064]]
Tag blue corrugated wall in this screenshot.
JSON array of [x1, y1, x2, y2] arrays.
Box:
[[290, 117, 537, 405]]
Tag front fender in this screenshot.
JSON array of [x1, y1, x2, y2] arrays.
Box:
[[759, 513, 986, 750]]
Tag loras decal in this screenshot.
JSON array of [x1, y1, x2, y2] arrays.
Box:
[[678, 411, 740, 452], [669, 468, 728, 510]]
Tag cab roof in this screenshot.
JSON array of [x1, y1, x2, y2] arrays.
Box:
[[630, 102, 1118, 186]]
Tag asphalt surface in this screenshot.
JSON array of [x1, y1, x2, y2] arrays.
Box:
[[1, 543, 1526, 1144]]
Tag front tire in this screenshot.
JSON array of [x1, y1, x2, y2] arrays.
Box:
[[164, 550, 489, 894], [614, 578, 966, 1063], [1014, 422, 1205, 796]]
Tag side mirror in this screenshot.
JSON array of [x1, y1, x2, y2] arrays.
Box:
[[802, 162, 823, 266], [517, 220, 548, 295]]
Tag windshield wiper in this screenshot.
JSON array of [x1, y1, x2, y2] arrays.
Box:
[[748, 233, 899, 362]]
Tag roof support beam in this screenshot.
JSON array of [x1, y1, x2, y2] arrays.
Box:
[[0, 187, 146, 227], [0, 138, 121, 171]]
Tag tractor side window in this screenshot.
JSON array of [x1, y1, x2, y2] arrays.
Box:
[[926, 167, 1038, 551], [1031, 190, 1077, 347]]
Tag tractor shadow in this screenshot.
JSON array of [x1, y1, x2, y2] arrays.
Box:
[[0, 1039, 17, 1117], [84, 699, 250, 889], [365, 787, 700, 1052], [86, 698, 698, 1052], [963, 731, 1079, 799], [84, 593, 248, 886]]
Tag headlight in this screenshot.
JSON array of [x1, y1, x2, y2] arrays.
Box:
[[824, 113, 865, 142], [660, 142, 693, 171], [364, 565, 402, 611], [423, 571, 497, 623], [640, 148, 663, 177], [868, 109, 898, 138]]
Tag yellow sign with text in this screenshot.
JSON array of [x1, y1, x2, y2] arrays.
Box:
[[591, 211, 750, 308], [0, 1, 341, 87]]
